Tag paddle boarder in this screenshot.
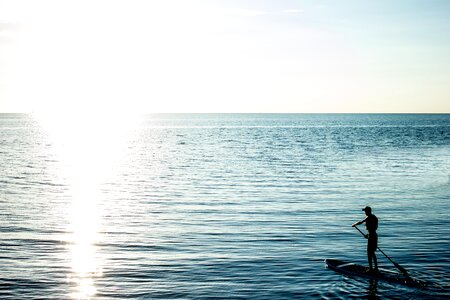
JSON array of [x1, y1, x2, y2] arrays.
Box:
[[352, 206, 378, 273]]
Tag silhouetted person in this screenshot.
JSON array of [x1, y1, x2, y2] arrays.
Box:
[[352, 206, 378, 272]]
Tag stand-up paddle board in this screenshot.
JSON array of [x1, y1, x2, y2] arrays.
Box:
[[325, 259, 424, 288]]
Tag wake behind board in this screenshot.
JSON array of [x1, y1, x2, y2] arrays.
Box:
[[325, 259, 423, 288]]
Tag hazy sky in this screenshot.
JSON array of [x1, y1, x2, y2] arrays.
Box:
[[0, 0, 449, 113]]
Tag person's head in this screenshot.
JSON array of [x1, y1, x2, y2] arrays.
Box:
[[362, 206, 372, 216]]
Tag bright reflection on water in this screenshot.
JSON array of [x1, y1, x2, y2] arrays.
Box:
[[34, 111, 140, 299], [67, 184, 101, 299]]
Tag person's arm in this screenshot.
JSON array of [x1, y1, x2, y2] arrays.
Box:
[[352, 217, 369, 238], [352, 217, 367, 227]]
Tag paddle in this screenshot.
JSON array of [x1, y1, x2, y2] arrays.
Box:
[[354, 225, 409, 277]]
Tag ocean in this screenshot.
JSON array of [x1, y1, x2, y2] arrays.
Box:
[[1, 113, 449, 299]]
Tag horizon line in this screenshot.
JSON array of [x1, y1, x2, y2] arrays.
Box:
[[1, 112, 449, 115]]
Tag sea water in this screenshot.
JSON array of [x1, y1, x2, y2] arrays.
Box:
[[1, 113, 449, 299]]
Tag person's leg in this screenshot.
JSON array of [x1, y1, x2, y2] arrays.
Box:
[[372, 234, 378, 271], [367, 244, 373, 269], [373, 252, 378, 271]]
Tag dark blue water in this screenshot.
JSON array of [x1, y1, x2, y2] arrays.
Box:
[[1, 114, 449, 299]]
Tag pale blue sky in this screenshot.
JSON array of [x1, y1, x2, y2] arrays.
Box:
[[0, 0, 449, 113]]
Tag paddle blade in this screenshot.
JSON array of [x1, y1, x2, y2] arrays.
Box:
[[394, 262, 409, 277]]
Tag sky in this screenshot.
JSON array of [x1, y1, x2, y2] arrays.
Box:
[[0, 0, 449, 113]]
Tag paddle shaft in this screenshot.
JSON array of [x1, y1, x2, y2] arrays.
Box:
[[354, 225, 408, 276]]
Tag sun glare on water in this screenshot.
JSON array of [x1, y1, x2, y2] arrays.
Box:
[[34, 110, 141, 298]]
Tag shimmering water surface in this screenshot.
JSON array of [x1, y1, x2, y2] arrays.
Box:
[[1, 114, 449, 299]]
